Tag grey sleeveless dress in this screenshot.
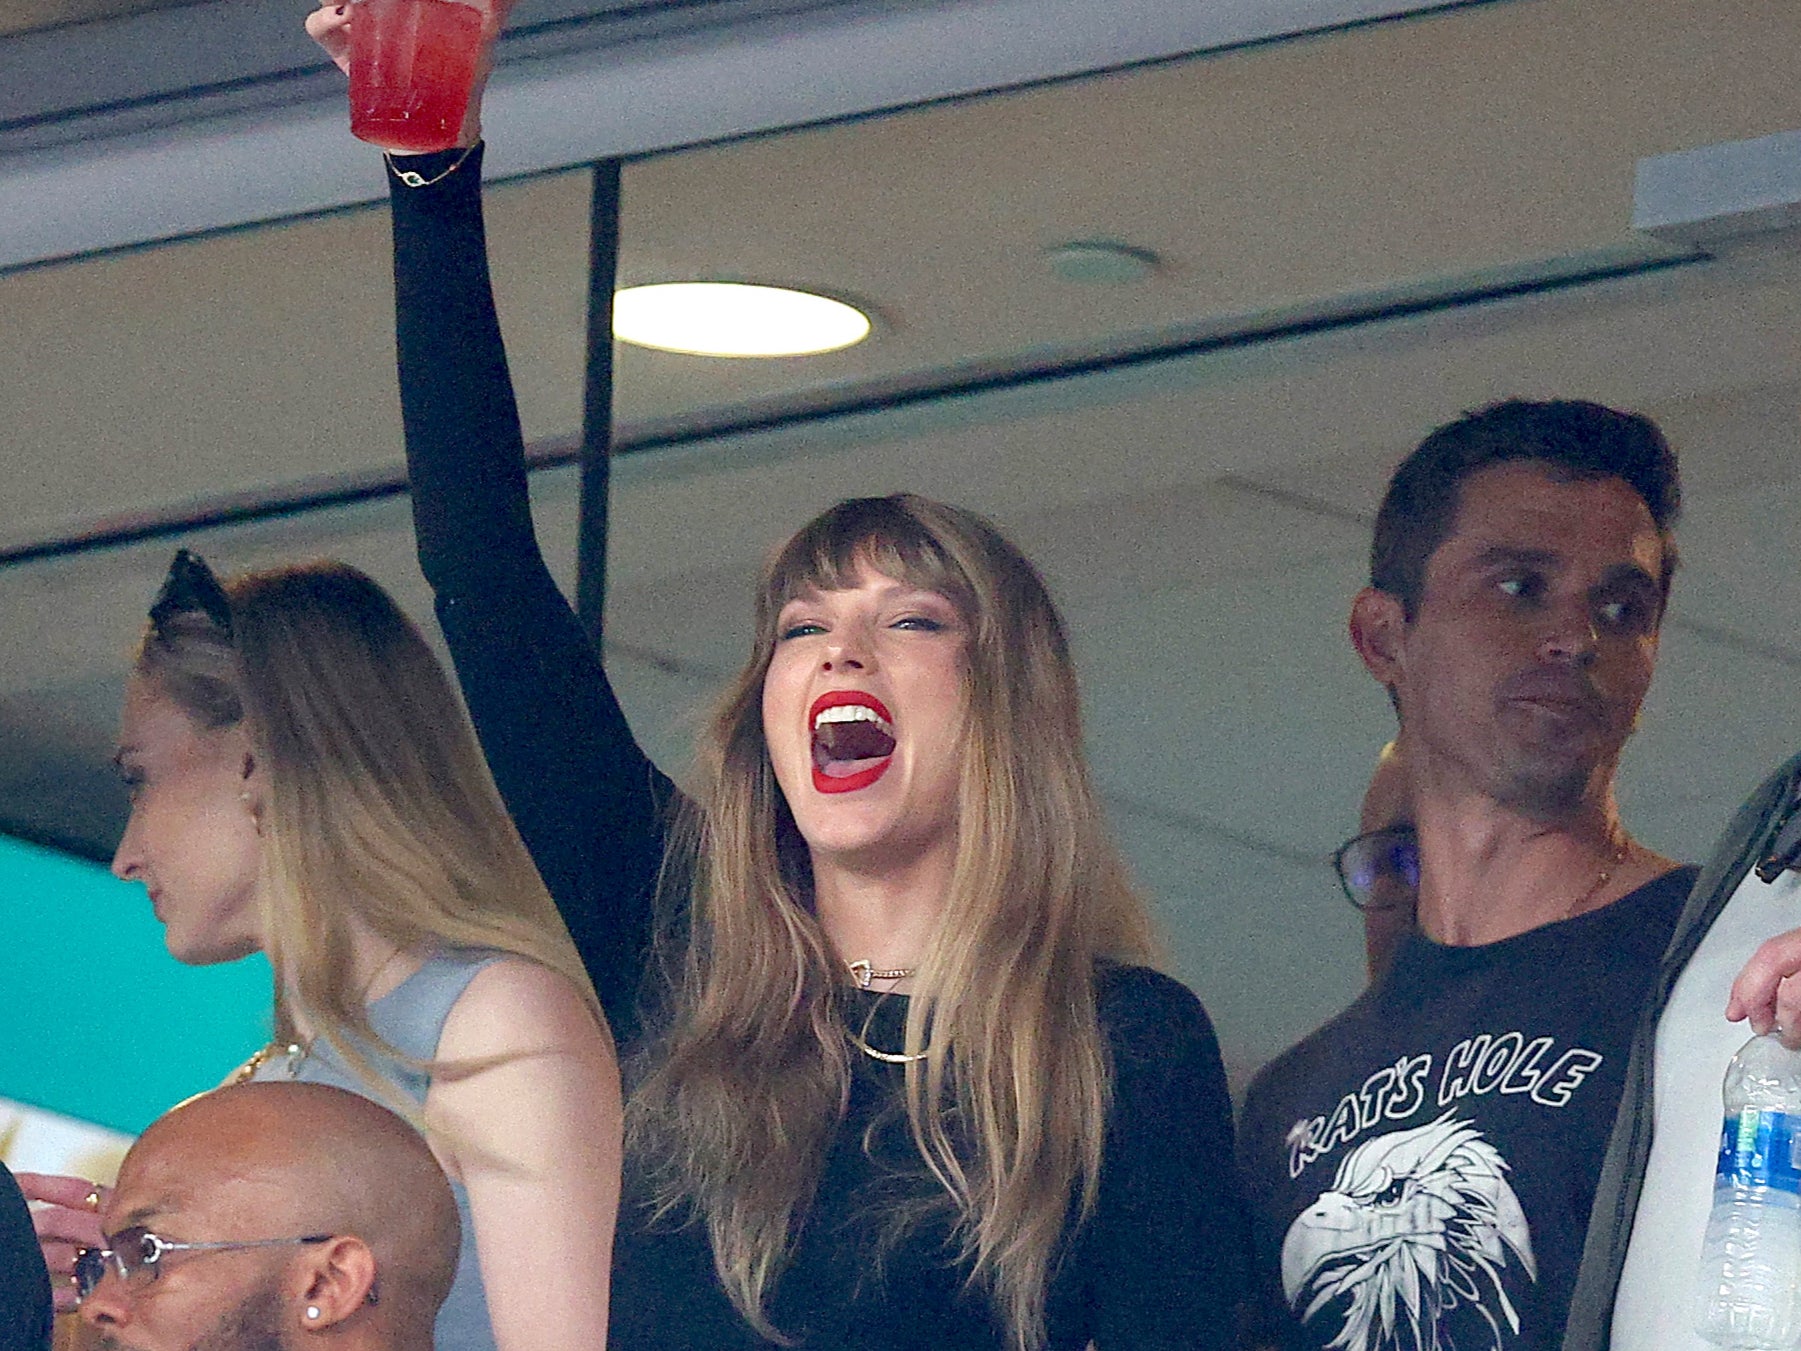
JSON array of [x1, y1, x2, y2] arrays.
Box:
[[248, 949, 502, 1351]]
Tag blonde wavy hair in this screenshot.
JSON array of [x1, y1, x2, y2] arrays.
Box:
[[629, 495, 1159, 1349], [134, 557, 600, 1106]]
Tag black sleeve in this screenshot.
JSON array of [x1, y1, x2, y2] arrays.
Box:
[[388, 145, 677, 1046], [0, 1165, 51, 1351], [1081, 969, 1250, 1349]]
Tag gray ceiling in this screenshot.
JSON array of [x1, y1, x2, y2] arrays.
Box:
[[3, 0, 1799, 1080], [0, 0, 187, 37]]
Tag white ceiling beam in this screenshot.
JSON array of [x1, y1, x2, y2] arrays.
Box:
[[1634, 127, 1801, 247], [0, 0, 1476, 272], [0, 0, 828, 136]]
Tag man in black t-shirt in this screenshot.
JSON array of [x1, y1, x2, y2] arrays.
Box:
[[1239, 400, 1693, 1351]]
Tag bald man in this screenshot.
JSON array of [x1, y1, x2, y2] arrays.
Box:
[[1357, 738, 1415, 981], [77, 1082, 458, 1351]]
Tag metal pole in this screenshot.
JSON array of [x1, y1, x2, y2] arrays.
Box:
[[576, 158, 622, 645]]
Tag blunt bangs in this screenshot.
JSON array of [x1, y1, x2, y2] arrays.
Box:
[[761, 497, 978, 626]]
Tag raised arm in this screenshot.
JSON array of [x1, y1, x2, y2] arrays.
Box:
[[310, 2, 675, 1043], [391, 158, 676, 1044]]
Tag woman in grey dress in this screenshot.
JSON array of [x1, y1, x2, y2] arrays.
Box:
[[28, 553, 620, 1351]]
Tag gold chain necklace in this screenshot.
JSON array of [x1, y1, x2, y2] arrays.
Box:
[[847, 959, 915, 990], [1563, 837, 1631, 921], [232, 1040, 309, 1085], [847, 1002, 930, 1065], [1430, 836, 1631, 927], [844, 959, 927, 1064], [233, 947, 412, 1085]]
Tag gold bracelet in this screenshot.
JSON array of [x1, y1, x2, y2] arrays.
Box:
[[385, 142, 478, 189]]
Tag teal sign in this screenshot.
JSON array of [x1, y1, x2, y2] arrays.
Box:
[[0, 834, 271, 1135]]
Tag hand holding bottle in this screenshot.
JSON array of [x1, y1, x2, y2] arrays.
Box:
[[1695, 1033, 1801, 1348], [1727, 926, 1801, 1051]]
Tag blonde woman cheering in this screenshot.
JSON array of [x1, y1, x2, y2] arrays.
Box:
[[28, 558, 620, 1351], [308, 4, 1247, 1346]]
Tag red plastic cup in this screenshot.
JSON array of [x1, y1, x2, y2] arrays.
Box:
[[348, 0, 485, 154]]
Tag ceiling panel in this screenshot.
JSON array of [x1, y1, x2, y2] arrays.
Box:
[[1616, 622, 1801, 859], [0, 0, 1462, 258], [5, 0, 1801, 554], [0, 0, 195, 38], [1119, 817, 1359, 1088]]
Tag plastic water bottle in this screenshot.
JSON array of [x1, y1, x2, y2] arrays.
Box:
[[1696, 1033, 1801, 1347]]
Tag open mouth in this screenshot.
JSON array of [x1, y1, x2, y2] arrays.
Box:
[[810, 691, 896, 794]]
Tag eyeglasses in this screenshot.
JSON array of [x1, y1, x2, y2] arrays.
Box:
[[1331, 824, 1420, 912], [74, 1227, 332, 1302]]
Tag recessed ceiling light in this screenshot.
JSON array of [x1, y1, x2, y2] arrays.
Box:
[[613, 282, 872, 358], [1044, 240, 1161, 285]]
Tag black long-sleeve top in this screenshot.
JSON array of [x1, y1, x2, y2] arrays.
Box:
[[0, 1164, 51, 1351], [388, 145, 1247, 1349]]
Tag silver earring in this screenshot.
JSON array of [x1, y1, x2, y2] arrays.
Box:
[[306, 1306, 321, 1321]]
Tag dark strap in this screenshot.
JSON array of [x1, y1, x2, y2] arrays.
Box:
[[1755, 782, 1801, 883]]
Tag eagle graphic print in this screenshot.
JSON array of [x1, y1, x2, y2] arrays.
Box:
[[1282, 1114, 1537, 1351], [1237, 867, 1696, 1351]]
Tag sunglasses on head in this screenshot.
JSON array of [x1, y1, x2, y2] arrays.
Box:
[[147, 548, 233, 641], [74, 1227, 331, 1302], [1331, 824, 1420, 912]]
